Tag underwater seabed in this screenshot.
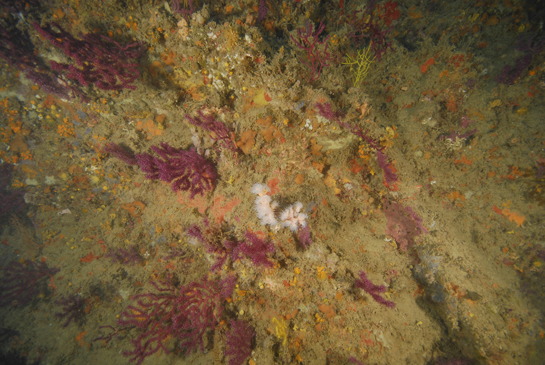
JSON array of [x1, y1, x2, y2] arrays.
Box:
[[1, 0, 545, 364]]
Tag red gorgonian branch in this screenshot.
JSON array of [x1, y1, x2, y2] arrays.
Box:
[[33, 22, 143, 97], [290, 21, 333, 82]]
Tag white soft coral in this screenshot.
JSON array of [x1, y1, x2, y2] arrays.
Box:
[[251, 183, 270, 196], [251, 184, 278, 227], [251, 183, 307, 231], [279, 202, 308, 232], [254, 195, 277, 226]]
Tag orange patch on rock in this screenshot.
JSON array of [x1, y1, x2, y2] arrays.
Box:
[[315, 323, 323, 332], [349, 159, 364, 174], [155, 114, 166, 124], [160, 51, 176, 65], [236, 130, 257, 154], [137, 119, 164, 139], [10, 134, 28, 152], [76, 331, 88, 346], [264, 20, 275, 32], [446, 95, 457, 112], [324, 174, 336, 188], [493, 206, 525, 227], [261, 125, 282, 142], [420, 57, 435, 73], [9, 121, 22, 134], [54, 8, 65, 19], [68, 165, 81, 174], [149, 60, 163, 78], [454, 155, 473, 165], [20, 164, 37, 177], [310, 138, 323, 156], [267, 177, 281, 195], [256, 116, 272, 127], [186, 85, 205, 101], [446, 191, 465, 201], [176, 191, 207, 214], [318, 304, 335, 318], [80, 252, 100, 263], [312, 161, 325, 173], [211, 195, 241, 224], [121, 201, 146, 223], [70, 175, 89, 189], [285, 309, 298, 320]]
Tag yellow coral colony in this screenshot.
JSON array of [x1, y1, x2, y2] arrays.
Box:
[[343, 44, 375, 87]]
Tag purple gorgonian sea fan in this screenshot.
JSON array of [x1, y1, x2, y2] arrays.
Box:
[[290, 20, 333, 82], [0, 260, 59, 307], [316, 102, 398, 186], [0, 21, 71, 99], [187, 222, 276, 271], [224, 320, 255, 365], [33, 22, 143, 96], [117, 274, 236, 364], [354, 271, 395, 308], [136, 143, 217, 199], [185, 110, 237, 153], [102, 142, 138, 165]]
